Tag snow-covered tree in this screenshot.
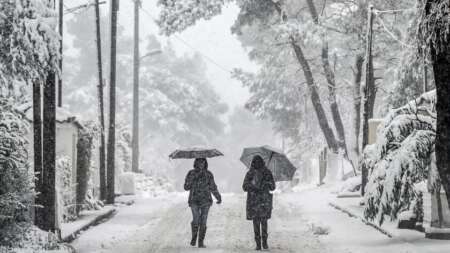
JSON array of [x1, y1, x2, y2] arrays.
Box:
[[418, 0, 450, 210], [64, 12, 228, 173], [0, 0, 59, 89], [157, 0, 417, 170], [0, 0, 61, 235], [363, 91, 436, 225]]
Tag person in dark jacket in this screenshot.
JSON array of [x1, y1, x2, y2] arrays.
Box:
[[184, 158, 221, 248], [243, 155, 276, 250]]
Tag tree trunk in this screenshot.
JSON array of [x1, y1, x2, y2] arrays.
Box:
[[33, 81, 44, 227], [268, 0, 340, 153], [306, 0, 349, 158], [353, 54, 364, 156], [94, 0, 107, 201], [433, 46, 450, 210], [40, 71, 57, 232], [106, 0, 118, 204], [57, 0, 63, 107], [131, 0, 140, 173], [290, 37, 339, 153], [361, 5, 375, 196]]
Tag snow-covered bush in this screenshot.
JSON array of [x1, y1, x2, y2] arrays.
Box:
[[76, 125, 94, 214], [136, 173, 175, 197], [363, 91, 436, 225], [116, 124, 132, 173], [339, 176, 361, 194], [0, 97, 33, 245], [0, 224, 72, 252], [56, 156, 77, 223]]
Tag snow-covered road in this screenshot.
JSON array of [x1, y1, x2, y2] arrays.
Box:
[[72, 187, 437, 253], [72, 192, 329, 253]]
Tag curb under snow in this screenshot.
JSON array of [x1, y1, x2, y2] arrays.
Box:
[[328, 202, 394, 238], [61, 208, 117, 243]]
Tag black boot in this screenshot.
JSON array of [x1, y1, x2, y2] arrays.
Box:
[[253, 219, 262, 250], [261, 219, 268, 250], [198, 225, 207, 248], [190, 223, 198, 246], [262, 237, 268, 250], [255, 239, 262, 251]]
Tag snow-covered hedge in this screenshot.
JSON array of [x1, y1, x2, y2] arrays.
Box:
[[363, 91, 436, 225], [0, 97, 33, 245], [136, 173, 175, 197], [0, 224, 71, 252], [56, 156, 77, 223]]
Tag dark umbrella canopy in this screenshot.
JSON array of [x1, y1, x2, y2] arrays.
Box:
[[169, 147, 224, 159], [240, 145, 297, 181]]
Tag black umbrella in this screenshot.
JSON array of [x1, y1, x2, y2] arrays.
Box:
[[169, 147, 224, 159], [240, 145, 297, 181]]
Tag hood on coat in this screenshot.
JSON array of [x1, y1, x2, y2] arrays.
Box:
[[193, 158, 208, 171], [250, 155, 265, 171]]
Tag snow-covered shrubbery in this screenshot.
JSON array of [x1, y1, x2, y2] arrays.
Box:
[[0, 99, 69, 252], [363, 91, 436, 225], [76, 124, 95, 214], [136, 173, 175, 197], [56, 156, 77, 223], [0, 98, 32, 245], [112, 123, 132, 176], [338, 176, 361, 194]]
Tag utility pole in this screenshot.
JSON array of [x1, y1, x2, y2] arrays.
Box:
[[361, 4, 374, 196], [58, 0, 63, 107], [94, 0, 107, 201], [131, 0, 141, 173], [106, 0, 118, 204]]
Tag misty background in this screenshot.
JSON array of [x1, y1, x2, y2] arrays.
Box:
[[62, 0, 281, 192]]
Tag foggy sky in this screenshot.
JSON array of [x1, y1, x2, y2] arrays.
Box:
[[64, 0, 258, 110]]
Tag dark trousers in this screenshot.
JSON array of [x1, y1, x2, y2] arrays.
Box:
[[191, 204, 210, 226], [252, 218, 268, 240]]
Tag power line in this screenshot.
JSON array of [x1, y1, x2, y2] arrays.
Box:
[[374, 13, 414, 48], [139, 7, 233, 75], [64, 1, 106, 15]]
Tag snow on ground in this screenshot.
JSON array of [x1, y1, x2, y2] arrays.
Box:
[[72, 192, 331, 253], [329, 194, 450, 253], [71, 186, 450, 253], [71, 192, 186, 253], [61, 206, 116, 241], [282, 185, 450, 253]]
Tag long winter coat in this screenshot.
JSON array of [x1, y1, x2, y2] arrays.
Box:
[[243, 167, 276, 220], [184, 169, 221, 207]]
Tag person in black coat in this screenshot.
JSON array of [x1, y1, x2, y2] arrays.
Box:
[[184, 158, 221, 248], [243, 155, 276, 250]]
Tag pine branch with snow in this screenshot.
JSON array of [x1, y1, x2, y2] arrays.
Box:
[[363, 91, 437, 225]]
